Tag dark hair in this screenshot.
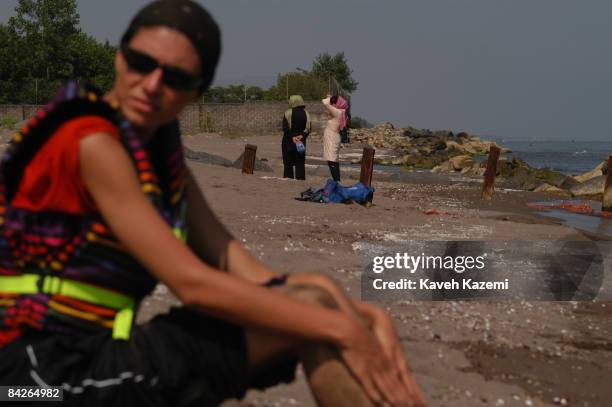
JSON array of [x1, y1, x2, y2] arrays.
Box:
[[121, 0, 221, 92], [330, 95, 338, 105]]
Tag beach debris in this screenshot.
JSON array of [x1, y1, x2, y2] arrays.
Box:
[[482, 146, 501, 200], [527, 201, 612, 219], [422, 208, 449, 216], [241, 144, 257, 174], [603, 155, 612, 212], [532, 202, 578, 213], [553, 396, 568, 405], [526, 203, 548, 211], [558, 203, 593, 214]]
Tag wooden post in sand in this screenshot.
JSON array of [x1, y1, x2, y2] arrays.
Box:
[[481, 146, 501, 200], [603, 155, 612, 212], [360, 147, 375, 187], [242, 144, 257, 175]]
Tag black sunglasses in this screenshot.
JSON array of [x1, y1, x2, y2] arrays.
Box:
[[121, 46, 203, 91]]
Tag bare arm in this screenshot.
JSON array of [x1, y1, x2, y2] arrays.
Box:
[[322, 97, 341, 118], [79, 133, 355, 343], [80, 134, 425, 406]]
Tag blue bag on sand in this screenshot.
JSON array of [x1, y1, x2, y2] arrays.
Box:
[[322, 179, 374, 204], [296, 187, 326, 203], [339, 181, 375, 203], [322, 179, 345, 203]]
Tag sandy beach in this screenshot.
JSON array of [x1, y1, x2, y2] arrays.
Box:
[[133, 132, 611, 407]]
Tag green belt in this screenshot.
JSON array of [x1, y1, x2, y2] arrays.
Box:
[[1, 274, 135, 340]]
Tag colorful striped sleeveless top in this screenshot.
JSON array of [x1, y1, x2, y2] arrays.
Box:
[[0, 82, 188, 345]]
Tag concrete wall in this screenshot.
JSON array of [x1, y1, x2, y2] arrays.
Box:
[[178, 100, 328, 134], [0, 105, 42, 123], [1, 101, 329, 135]]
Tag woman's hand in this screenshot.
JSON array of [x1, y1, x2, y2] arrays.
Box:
[[340, 321, 423, 407], [285, 274, 427, 406], [292, 135, 303, 144], [367, 306, 428, 407]]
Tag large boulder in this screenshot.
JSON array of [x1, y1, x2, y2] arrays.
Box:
[[532, 168, 571, 188], [573, 161, 607, 183], [432, 161, 454, 173], [376, 122, 395, 130], [534, 183, 572, 196], [449, 155, 475, 170], [508, 171, 540, 191], [445, 140, 477, 155], [570, 175, 605, 198], [468, 162, 486, 176], [559, 176, 581, 191]]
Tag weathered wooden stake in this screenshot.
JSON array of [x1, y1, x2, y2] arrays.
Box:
[[242, 144, 257, 175], [603, 155, 612, 212], [360, 147, 375, 187], [481, 145, 501, 200]]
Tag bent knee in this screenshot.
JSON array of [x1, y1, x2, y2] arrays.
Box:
[[284, 284, 338, 309]]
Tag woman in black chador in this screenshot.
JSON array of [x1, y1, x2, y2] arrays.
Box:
[[281, 94, 311, 180]]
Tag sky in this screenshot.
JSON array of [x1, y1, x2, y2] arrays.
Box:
[[2, 0, 612, 141]]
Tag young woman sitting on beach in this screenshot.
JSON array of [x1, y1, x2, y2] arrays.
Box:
[[322, 94, 349, 182], [0, 1, 426, 406]]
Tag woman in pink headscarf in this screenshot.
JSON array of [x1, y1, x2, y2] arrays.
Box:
[[322, 94, 348, 181]]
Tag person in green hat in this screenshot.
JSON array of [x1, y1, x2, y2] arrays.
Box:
[[282, 94, 311, 180]]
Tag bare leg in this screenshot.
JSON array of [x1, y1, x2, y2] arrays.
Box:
[[299, 343, 373, 407], [246, 284, 374, 407]]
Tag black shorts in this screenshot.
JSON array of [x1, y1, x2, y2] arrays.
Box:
[[0, 308, 297, 407]]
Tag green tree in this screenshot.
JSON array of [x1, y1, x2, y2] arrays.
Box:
[[203, 85, 245, 103], [201, 85, 266, 103], [311, 52, 358, 93], [0, 22, 19, 103], [8, 0, 80, 80], [265, 72, 327, 101], [246, 86, 265, 101], [0, 0, 116, 103], [69, 35, 116, 91]]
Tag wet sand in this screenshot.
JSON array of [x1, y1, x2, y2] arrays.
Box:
[[136, 133, 611, 407]]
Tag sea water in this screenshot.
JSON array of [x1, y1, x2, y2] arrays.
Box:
[[488, 139, 609, 175]]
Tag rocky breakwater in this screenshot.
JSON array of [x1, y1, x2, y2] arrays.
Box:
[[349, 122, 609, 198], [435, 154, 571, 190], [435, 154, 609, 199], [349, 122, 508, 169]]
